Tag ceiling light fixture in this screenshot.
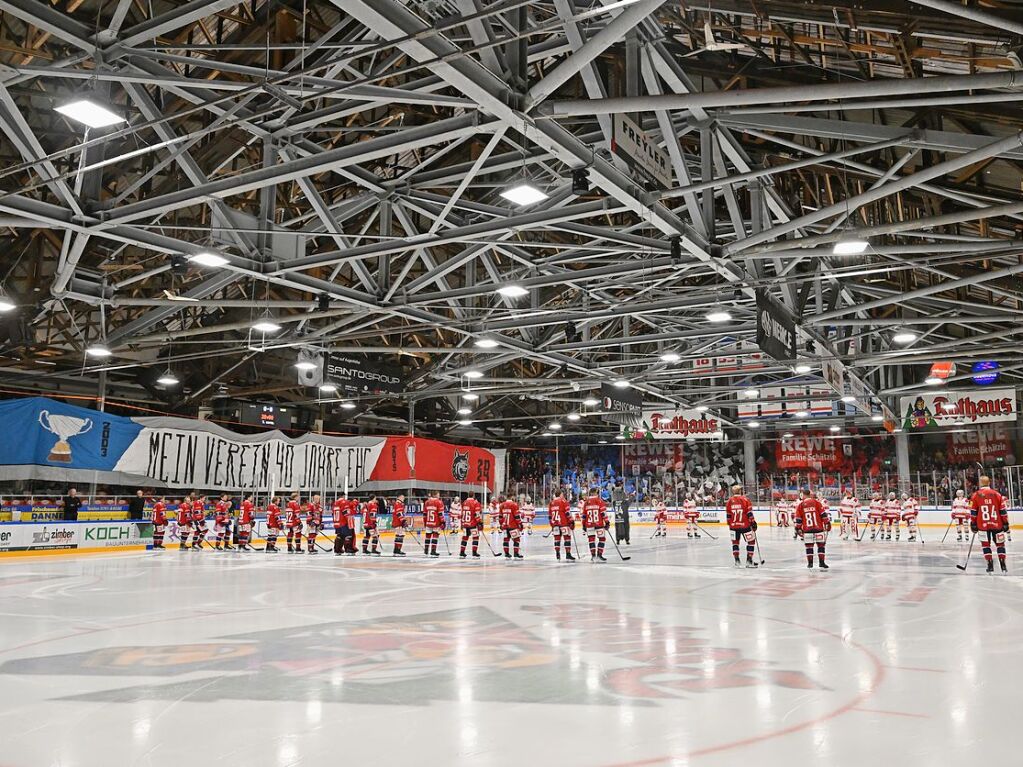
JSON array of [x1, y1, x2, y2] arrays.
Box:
[[156, 371, 179, 386], [462, 392, 479, 401], [782, 432, 794, 439], [55, 97, 125, 129], [294, 360, 317, 371], [0, 295, 16, 313], [892, 330, 917, 344], [743, 387, 759, 399], [795, 410, 810, 418], [829, 425, 841, 433], [615, 433, 625, 440], [252, 318, 282, 334], [496, 284, 529, 298], [567, 413, 581, 421], [583, 397, 599, 407], [612, 379, 630, 389], [499, 182, 548, 207], [549, 422, 562, 430], [85, 344, 112, 358], [748, 420, 760, 428], [319, 383, 338, 393], [457, 407, 472, 416], [925, 376, 944, 386], [794, 363, 812, 374], [341, 402, 357, 410], [188, 252, 229, 267], [840, 395, 856, 404], [475, 337, 499, 349], [871, 414, 884, 422], [660, 352, 681, 363], [458, 419, 473, 426], [705, 310, 732, 323], [832, 238, 869, 256], [695, 405, 709, 412], [464, 370, 484, 379]]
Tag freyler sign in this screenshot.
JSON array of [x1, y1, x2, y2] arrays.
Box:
[[2, 605, 826, 705]]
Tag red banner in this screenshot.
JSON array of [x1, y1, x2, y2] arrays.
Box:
[[776, 433, 842, 470], [368, 437, 496, 492], [945, 426, 1014, 464]]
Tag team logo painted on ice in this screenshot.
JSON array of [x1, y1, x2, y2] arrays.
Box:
[[451, 450, 469, 482], [0, 605, 831, 707]]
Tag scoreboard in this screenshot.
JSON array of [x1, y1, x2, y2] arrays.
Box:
[[239, 402, 293, 429]]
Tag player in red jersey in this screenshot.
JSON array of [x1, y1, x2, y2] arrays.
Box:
[[304, 495, 323, 554], [265, 497, 283, 553], [284, 494, 303, 553], [499, 495, 524, 559], [839, 491, 859, 541], [459, 495, 483, 558], [725, 486, 758, 568], [682, 495, 700, 538], [331, 496, 347, 555], [970, 476, 1010, 573], [901, 493, 921, 542], [582, 491, 609, 562], [951, 489, 970, 542], [794, 490, 831, 569], [548, 490, 576, 561], [191, 496, 209, 550], [361, 497, 381, 555], [883, 492, 901, 541], [653, 496, 668, 538], [423, 490, 446, 557], [867, 493, 885, 540], [151, 497, 167, 549], [177, 496, 194, 551], [391, 495, 408, 557], [213, 495, 234, 551], [237, 495, 256, 551]]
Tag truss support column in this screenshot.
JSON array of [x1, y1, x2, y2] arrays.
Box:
[[379, 200, 392, 299], [896, 432, 911, 486], [700, 125, 715, 240], [744, 436, 756, 489]]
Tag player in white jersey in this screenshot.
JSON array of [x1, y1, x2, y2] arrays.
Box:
[[682, 495, 700, 537], [951, 489, 971, 541], [520, 496, 536, 534], [901, 493, 921, 542], [884, 492, 902, 540], [867, 493, 885, 540], [839, 491, 860, 540], [449, 496, 462, 534], [652, 496, 668, 537], [775, 497, 791, 528]]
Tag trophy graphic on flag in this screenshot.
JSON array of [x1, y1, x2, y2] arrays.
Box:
[[38, 410, 93, 463], [406, 440, 416, 479]]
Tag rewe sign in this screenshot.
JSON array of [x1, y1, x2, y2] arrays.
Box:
[[776, 434, 841, 470]]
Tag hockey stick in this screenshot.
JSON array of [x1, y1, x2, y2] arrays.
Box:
[[477, 526, 500, 556], [940, 519, 955, 543], [855, 519, 870, 542], [754, 532, 765, 565], [605, 528, 631, 562], [956, 532, 977, 571], [440, 527, 453, 556], [694, 522, 717, 540]]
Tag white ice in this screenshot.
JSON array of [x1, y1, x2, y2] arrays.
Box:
[[0, 526, 1017, 767]]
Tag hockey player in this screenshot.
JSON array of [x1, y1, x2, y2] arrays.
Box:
[[884, 492, 902, 541], [839, 491, 860, 541], [901, 493, 921, 542], [331, 496, 348, 556], [177, 497, 194, 551], [448, 495, 462, 536], [391, 494, 408, 557], [548, 490, 576, 561], [683, 495, 700, 538], [459, 494, 483, 559], [653, 496, 668, 538], [499, 495, 524, 559], [152, 497, 167, 549], [951, 489, 971, 542], [725, 485, 758, 568], [793, 491, 806, 540], [794, 490, 831, 569], [304, 495, 323, 554], [265, 497, 283, 553], [774, 497, 788, 528], [970, 476, 1010, 574], [285, 494, 303, 553], [213, 495, 234, 550], [867, 493, 885, 540], [521, 496, 536, 535], [361, 496, 381, 555], [423, 491, 445, 557], [237, 495, 255, 551], [191, 496, 209, 550], [582, 490, 609, 562]]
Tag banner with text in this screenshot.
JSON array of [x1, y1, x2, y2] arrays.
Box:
[[641, 408, 724, 440], [900, 389, 1017, 430], [776, 433, 843, 470], [0, 397, 492, 493]]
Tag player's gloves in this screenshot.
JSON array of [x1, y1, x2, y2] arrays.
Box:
[[750, 519, 758, 531], [970, 520, 978, 533], [1003, 519, 1010, 533], [824, 519, 832, 532]]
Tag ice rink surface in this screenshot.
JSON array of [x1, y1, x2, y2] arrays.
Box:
[[0, 526, 1018, 767]]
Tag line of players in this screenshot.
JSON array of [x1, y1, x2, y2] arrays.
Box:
[[145, 478, 1012, 572]]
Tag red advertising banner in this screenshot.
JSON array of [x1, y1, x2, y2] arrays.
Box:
[[945, 426, 1015, 464], [776, 433, 842, 470], [368, 436, 496, 492]]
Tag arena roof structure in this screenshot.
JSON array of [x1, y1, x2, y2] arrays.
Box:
[[0, 0, 1021, 443]]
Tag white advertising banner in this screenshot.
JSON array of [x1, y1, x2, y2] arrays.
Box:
[[641, 408, 724, 440], [899, 388, 1017, 430], [0, 521, 152, 554]]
